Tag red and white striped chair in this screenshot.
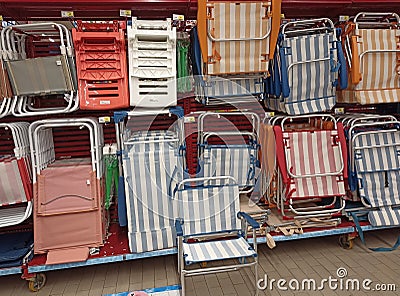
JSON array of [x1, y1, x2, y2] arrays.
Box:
[[273, 115, 347, 219], [0, 122, 32, 228]]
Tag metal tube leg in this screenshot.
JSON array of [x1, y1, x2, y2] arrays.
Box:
[[180, 271, 186, 296], [254, 263, 259, 296]]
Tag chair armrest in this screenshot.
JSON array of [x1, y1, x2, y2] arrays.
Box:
[[175, 219, 184, 236], [237, 212, 260, 229]]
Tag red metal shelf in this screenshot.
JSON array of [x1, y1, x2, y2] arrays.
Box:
[[1, 1, 399, 21]]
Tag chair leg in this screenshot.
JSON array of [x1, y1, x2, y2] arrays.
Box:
[[180, 270, 186, 296], [254, 264, 259, 296]]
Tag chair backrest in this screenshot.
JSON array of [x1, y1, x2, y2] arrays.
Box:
[[205, 1, 271, 75], [354, 130, 400, 207], [284, 129, 343, 177], [123, 141, 183, 232], [201, 146, 254, 187], [275, 124, 347, 198], [282, 32, 336, 102], [356, 28, 400, 92], [177, 179, 240, 236]]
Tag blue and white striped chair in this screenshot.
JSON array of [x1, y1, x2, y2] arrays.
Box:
[[123, 135, 184, 253], [352, 123, 400, 226], [175, 176, 260, 296], [267, 18, 347, 115], [200, 145, 257, 190], [197, 112, 260, 193]]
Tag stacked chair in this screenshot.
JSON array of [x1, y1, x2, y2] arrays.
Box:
[[197, 111, 260, 193], [192, 0, 281, 105], [0, 34, 13, 118], [29, 118, 105, 264], [0, 122, 32, 228], [338, 12, 400, 104], [72, 20, 129, 110], [127, 17, 177, 108], [339, 114, 400, 226], [175, 176, 260, 296], [266, 18, 347, 114], [118, 108, 185, 253], [1, 23, 78, 116], [271, 115, 347, 219]]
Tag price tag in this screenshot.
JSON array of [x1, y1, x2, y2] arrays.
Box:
[[120, 9, 132, 17], [173, 14, 185, 21], [61, 11, 74, 18], [184, 116, 195, 123], [334, 108, 345, 115], [265, 112, 275, 118], [339, 15, 350, 22], [99, 116, 111, 123]]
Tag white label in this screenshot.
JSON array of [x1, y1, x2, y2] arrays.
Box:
[[173, 14, 185, 21], [265, 112, 275, 118], [335, 108, 345, 115], [61, 11, 74, 18], [119, 9, 132, 17], [339, 15, 350, 22], [184, 116, 196, 123], [56, 60, 62, 66], [99, 116, 111, 123], [100, 100, 110, 105]]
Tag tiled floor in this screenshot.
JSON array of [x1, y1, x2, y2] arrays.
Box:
[[1, 229, 400, 296]]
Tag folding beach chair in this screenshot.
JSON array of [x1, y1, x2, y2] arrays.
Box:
[[267, 18, 347, 115], [72, 20, 129, 110], [336, 113, 397, 201], [0, 34, 13, 118], [29, 118, 105, 264], [349, 120, 400, 226], [1, 22, 78, 116], [127, 18, 177, 108], [175, 176, 260, 296], [117, 108, 186, 252], [338, 12, 400, 104], [192, 0, 281, 105], [197, 111, 260, 192], [273, 115, 347, 219], [258, 120, 276, 204], [0, 122, 32, 228]]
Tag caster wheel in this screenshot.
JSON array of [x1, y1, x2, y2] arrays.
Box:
[[28, 273, 47, 292], [339, 235, 354, 250]]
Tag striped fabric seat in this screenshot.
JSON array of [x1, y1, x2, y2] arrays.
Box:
[[206, 2, 270, 75], [123, 141, 183, 252], [281, 33, 337, 115], [284, 130, 346, 198], [339, 29, 400, 104], [0, 157, 27, 206], [183, 236, 256, 264], [354, 131, 400, 226], [0, 156, 32, 228], [201, 146, 256, 188]]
